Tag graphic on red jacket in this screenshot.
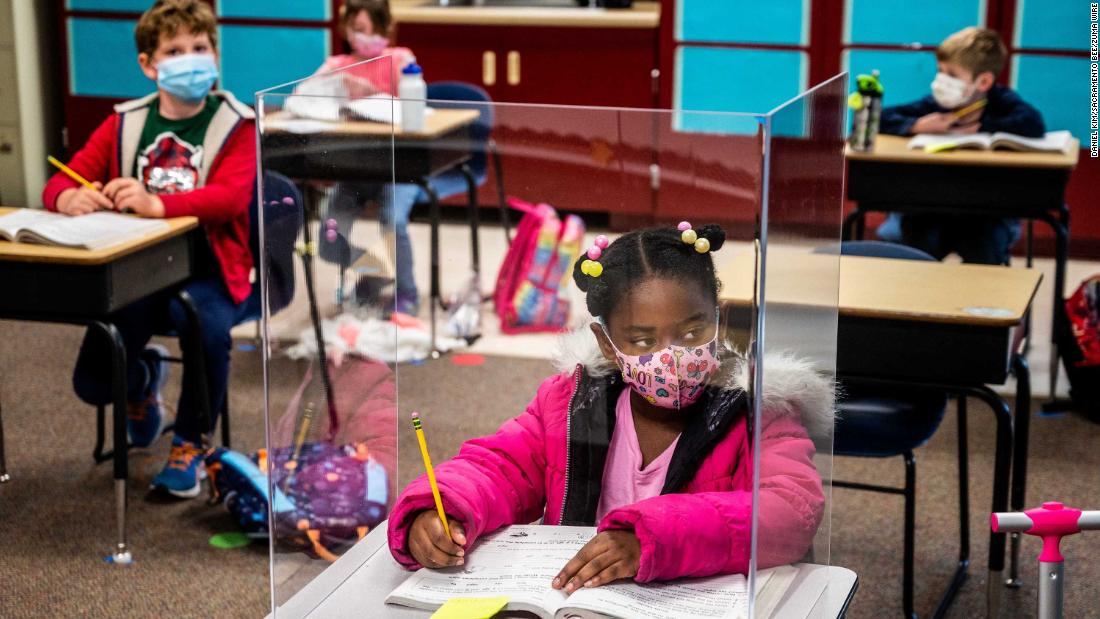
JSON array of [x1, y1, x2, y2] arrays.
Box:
[[137, 131, 203, 194]]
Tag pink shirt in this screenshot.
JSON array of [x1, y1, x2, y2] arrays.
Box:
[[595, 389, 681, 522], [318, 47, 415, 96]]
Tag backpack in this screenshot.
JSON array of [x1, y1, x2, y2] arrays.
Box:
[[205, 184, 397, 560], [1060, 276, 1100, 414], [493, 198, 585, 334]]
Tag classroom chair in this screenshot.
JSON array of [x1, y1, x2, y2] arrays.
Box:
[[833, 240, 966, 619], [418, 81, 509, 310], [101, 171, 303, 456]]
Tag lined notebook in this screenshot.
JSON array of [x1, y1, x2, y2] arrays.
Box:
[[0, 209, 169, 251], [385, 524, 798, 619]]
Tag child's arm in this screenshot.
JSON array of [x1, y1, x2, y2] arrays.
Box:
[[157, 119, 257, 224], [387, 374, 561, 569], [597, 414, 824, 582], [880, 96, 944, 136], [43, 115, 117, 214]]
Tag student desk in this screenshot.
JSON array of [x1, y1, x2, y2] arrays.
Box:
[[267, 523, 859, 618], [844, 134, 1078, 397], [718, 251, 1042, 617], [0, 207, 202, 563], [261, 108, 481, 353]]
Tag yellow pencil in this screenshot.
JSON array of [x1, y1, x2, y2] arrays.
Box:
[[47, 156, 98, 191], [411, 411, 452, 540], [952, 98, 987, 119]]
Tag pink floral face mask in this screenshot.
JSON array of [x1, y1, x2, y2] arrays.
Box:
[[602, 325, 721, 410]]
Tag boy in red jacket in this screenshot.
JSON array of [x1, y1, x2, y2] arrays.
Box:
[[42, 0, 255, 498]]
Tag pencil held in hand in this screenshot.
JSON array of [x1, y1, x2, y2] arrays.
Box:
[[47, 156, 98, 192], [952, 98, 987, 120], [411, 411, 452, 541]]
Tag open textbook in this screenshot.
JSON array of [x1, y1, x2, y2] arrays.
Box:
[[908, 130, 1073, 154], [385, 525, 798, 619], [0, 209, 169, 251]]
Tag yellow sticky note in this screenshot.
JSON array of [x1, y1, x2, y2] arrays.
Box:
[[923, 142, 957, 154], [430, 596, 510, 619]]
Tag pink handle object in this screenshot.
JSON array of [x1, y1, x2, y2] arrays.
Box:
[[992, 502, 1100, 563]]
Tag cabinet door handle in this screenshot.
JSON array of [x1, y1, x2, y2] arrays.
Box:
[[507, 51, 520, 86], [482, 51, 496, 86]]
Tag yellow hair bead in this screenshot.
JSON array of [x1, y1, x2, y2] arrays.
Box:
[[589, 261, 603, 277], [694, 237, 711, 253], [581, 260, 593, 275], [681, 229, 697, 244]]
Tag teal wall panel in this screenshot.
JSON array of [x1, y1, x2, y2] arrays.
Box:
[[843, 49, 937, 108], [219, 25, 330, 100], [1013, 0, 1090, 50], [68, 17, 152, 98], [217, 0, 330, 21], [846, 0, 985, 45], [678, 0, 807, 45], [1012, 55, 1090, 141], [675, 47, 806, 134], [68, 0, 152, 11]]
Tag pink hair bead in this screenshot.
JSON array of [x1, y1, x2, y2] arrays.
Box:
[[594, 235, 609, 249], [325, 229, 338, 243], [586, 246, 602, 260], [677, 221, 692, 232], [326, 218, 337, 230]]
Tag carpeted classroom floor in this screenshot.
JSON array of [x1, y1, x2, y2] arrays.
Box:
[[1, 320, 1099, 618]]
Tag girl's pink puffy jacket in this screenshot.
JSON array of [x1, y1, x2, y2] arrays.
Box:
[[388, 329, 835, 582]]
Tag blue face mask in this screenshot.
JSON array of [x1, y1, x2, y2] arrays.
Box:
[[156, 53, 218, 103]]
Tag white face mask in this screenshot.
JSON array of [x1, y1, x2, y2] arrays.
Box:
[[931, 72, 974, 109]]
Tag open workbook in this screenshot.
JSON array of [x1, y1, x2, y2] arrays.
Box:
[[0, 209, 169, 251], [385, 525, 798, 619], [907, 130, 1073, 154]]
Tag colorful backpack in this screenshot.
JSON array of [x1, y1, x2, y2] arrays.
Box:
[[493, 197, 585, 333], [1059, 276, 1100, 414]]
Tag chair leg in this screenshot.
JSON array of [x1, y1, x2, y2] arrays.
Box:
[[220, 391, 231, 448], [459, 163, 480, 277], [903, 451, 917, 619], [957, 396, 970, 566], [0, 394, 9, 483], [93, 404, 110, 463], [924, 398, 972, 618], [489, 139, 510, 244]]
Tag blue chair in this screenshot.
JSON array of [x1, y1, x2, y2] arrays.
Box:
[[419, 82, 509, 315], [834, 240, 964, 619], [92, 171, 302, 454]]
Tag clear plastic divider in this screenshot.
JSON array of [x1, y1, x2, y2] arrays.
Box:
[[258, 62, 846, 618]]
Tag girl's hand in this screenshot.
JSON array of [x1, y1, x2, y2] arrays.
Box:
[[407, 510, 468, 569], [103, 178, 164, 218], [553, 530, 641, 593], [57, 183, 111, 215]]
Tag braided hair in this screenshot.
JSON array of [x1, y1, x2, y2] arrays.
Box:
[[572, 224, 726, 323]]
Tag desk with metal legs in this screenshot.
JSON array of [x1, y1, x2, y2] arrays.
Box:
[[844, 135, 1077, 402], [719, 252, 1042, 618], [261, 109, 481, 354], [0, 208, 202, 562]]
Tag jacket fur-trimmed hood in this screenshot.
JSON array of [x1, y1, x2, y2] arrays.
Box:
[[552, 324, 836, 439]]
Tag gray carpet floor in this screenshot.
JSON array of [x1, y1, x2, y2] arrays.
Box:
[[1, 320, 1099, 617]]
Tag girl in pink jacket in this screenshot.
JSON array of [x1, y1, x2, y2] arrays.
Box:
[[388, 223, 834, 593]]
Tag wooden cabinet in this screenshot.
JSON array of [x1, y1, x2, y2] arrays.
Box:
[[395, 24, 658, 108], [396, 22, 659, 215]]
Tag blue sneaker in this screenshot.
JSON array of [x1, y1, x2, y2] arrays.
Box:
[[127, 344, 170, 448], [151, 436, 207, 498]]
